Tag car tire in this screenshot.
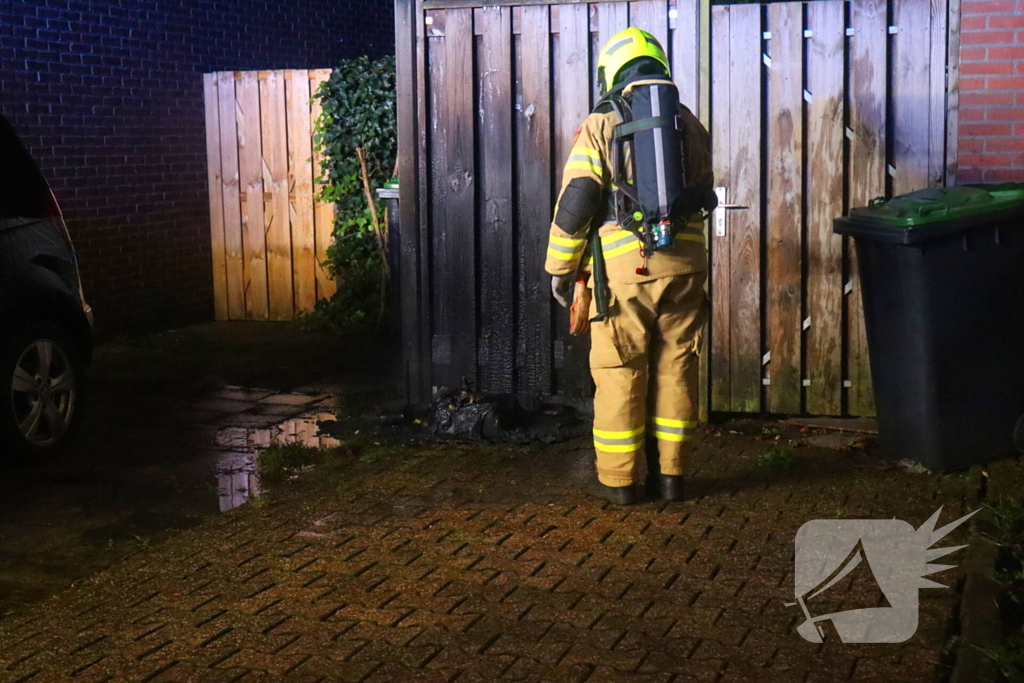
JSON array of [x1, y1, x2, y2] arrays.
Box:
[[0, 322, 84, 462]]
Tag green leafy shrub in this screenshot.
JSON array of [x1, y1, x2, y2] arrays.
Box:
[[303, 55, 397, 332]]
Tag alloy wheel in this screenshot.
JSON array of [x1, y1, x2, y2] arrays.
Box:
[[9, 339, 76, 448]]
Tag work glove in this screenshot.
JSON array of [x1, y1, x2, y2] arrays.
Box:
[[551, 274, 573, 308]]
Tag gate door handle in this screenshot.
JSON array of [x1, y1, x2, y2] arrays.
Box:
[[713, 187, 748, 237]]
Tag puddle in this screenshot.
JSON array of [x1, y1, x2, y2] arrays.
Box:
[[213, 411, 341, 512]]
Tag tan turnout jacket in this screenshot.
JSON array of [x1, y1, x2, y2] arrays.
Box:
[[544, 79, 714, 283]]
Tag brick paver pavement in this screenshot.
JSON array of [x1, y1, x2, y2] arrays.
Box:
[[0, 423, 977, 682]]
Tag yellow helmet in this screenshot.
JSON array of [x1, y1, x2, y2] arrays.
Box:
[[596, 27, 670, 95]]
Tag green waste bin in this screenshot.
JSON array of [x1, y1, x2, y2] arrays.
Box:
[[834, 184, 1024, 470]]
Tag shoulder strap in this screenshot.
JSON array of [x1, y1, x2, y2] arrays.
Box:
[[594, 93, 644, 239], [602, 94, 631, 124]]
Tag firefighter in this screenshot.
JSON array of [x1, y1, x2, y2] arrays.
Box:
[[545, 28, 715, 505]]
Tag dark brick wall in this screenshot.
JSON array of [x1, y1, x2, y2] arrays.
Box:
[[1, 0, 394, 334]]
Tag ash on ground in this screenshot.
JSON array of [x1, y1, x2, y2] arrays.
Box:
[[395, 385, 588, 444]]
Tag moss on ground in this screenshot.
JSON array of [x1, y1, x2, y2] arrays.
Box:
[[758, 446, 795, 471], [258, 442, 364, 484]]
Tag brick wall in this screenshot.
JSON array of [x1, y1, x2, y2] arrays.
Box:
[[1, 0, 394, 335], [958, 0, 1024, 183]]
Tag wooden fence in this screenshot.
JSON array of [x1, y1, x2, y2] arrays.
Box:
[[394, 0, 961, 417], [708, 0, 956, 417], [203, 69, 335, 321]]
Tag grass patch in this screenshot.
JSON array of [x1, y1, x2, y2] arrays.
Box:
[[324, 435, 412, 466], [259, 440, 388, 485], [985, 496, 1024, 665], [974, 634, 1024, 683], [988, 496, 1024, 543], [357, 443, 407, 465], [249, 494, 271, 509], [758, 446, 795, 471], [259, 443, 322, 483], [987, 496, 1024, 590]]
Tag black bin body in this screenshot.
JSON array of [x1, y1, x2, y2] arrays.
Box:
[[835, 186, 1024, 470]]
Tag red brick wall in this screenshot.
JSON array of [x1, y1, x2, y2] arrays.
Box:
[[1, 0, 393, 335], [958, 0, 1024, 183]]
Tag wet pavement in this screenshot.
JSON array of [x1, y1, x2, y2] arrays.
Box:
[[214, 410, 343, 513], [0, 323, 389, 616], [0, 323, 992, 681], [0, 417, 981, 682]]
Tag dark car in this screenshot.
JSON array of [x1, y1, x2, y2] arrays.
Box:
[[1, 113, 93, 458]]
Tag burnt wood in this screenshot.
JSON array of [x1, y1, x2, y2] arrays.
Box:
[[427, 8, 477, 391], [478, 7, 516, 393], [516, 5, 554, 396]]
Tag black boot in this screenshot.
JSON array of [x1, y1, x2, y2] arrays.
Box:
[[587, 478, 637, 505], [645, 436, 686, 502], [656, 474, 686, 502]]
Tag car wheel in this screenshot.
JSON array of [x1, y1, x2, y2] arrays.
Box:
[[0, 323, 83, 461]]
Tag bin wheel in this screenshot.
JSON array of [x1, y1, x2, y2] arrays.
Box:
[[1016, 414, 1024, 455]]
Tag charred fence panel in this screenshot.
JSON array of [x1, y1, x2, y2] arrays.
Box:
[[393, 0, 960, 417]]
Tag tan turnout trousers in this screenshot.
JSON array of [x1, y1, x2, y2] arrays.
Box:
[[589, 272, 708, 487]]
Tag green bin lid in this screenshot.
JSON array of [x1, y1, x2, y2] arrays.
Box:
[[849, 184, 1024, 227], [835, 183, 1024, 244]]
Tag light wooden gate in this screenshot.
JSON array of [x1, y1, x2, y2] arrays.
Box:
[[392, 0, 960, 416], [709, 0, 958, 417], [203, 69, 336, 322]]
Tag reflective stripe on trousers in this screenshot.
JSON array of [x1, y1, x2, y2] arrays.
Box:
[[593, 426, 645, 453], [650, 417, 699, 443]]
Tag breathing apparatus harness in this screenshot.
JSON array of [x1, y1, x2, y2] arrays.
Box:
[[583, 29, 717, 322], [600, 80, 695, 275]]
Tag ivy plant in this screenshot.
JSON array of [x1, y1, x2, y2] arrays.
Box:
[[301, 55, 397, 332]]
